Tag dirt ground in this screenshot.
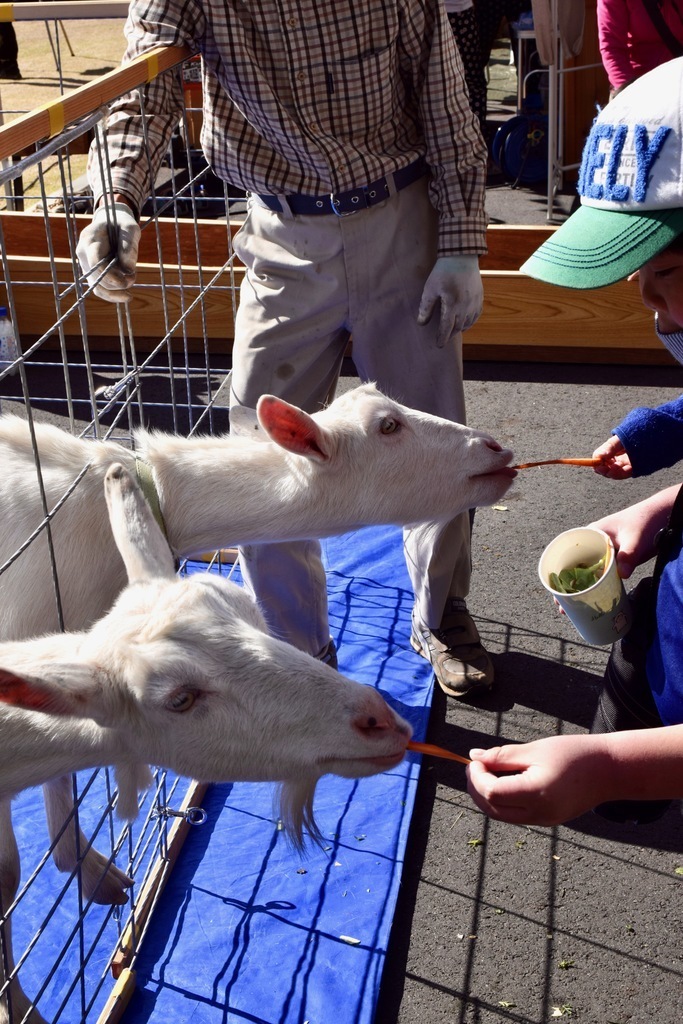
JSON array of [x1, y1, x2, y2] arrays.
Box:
[[0, 16, 127, 206], [1, 16, 125, 112]]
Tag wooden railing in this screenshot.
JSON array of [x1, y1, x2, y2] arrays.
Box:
[[472, 225, 659, 364]]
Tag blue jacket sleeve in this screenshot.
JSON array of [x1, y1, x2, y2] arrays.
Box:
[[614, 394, 683, 476]]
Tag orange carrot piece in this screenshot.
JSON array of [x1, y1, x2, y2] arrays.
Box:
[[512, 457, 603, 469], [406, 740, 471, 765]]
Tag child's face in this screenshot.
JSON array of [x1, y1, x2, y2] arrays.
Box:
[[631, 242, 683, 333]]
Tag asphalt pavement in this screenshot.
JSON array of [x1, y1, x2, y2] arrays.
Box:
[[374, 357, 683, 1024]]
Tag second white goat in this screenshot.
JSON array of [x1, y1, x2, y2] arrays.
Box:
[[0, 462, 411, 1024]]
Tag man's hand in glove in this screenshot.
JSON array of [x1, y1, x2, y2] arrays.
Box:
[[76, 201, 141, 303], [417, 255, 483, 347]]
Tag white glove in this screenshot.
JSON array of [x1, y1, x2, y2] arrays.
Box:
[[417, 255, 484, 347], [76, 202, 141, 303]]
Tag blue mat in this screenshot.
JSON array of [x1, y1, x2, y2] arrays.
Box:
[[122, 525, 435, 1024]]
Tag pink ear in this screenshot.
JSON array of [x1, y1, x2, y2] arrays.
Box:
[[256, 396, 331, 461], [0, 667, 79, 716]]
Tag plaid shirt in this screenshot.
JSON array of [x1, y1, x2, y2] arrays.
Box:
[[93, 0, 487, 255]]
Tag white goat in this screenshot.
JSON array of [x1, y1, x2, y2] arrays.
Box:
[[0, 384, 513, 917], [0, 462, 412, 1024], [0, 384, 514, 640]]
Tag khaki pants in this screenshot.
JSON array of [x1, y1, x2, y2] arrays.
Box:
[[230, 176, 471, 656]]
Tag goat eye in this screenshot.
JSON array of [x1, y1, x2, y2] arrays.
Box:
[[379, 417, 400, 435], [166, 690, 196, 713]]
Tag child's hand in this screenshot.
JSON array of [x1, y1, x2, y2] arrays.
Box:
[[466, 735, 611, 825], [590, 485, 681, 578], [592, 435, 632, 479]]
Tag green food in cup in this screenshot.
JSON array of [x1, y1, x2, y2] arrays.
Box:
[[549, 550, 608, 594]]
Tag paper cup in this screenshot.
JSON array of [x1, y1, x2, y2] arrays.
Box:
[[538, 527, 633, 646]]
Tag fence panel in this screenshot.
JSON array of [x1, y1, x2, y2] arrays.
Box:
[[0, 41, 242, 1023]]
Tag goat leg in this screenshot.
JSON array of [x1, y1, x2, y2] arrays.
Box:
[[43, 776, 133, 906]]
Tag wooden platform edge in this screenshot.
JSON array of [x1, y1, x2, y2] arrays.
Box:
[[95, 968, 137, 1024], [110, 780, 209, 980], [0, 221, 663, 362]]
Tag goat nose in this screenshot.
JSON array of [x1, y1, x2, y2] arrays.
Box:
[[354, 713, 390, 735], [353, 707, 412, 740], [485, 438, 503, 452]]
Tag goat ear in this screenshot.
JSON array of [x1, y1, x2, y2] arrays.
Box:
[[104, 463, 176, 583], [0, 665, 96, 717], [256, 396, 332, 462]]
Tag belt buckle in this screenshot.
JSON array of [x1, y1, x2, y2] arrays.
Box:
[[330, 192, 355, 217], [330, 188, 368, 217]]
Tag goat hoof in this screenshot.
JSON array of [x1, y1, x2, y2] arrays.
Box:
[[81, 851, 133, 906]]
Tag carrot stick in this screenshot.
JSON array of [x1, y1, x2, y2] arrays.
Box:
[[512, 457, 603, 469], [406, 740, 471, 765]]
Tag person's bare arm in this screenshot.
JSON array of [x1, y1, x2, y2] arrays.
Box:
[[466, 725, 683, 825]]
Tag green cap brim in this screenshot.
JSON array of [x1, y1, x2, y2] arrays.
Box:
[[520, 205, 683, 289]]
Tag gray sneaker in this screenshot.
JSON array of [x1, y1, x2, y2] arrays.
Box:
[[411, 598, 493, 697]]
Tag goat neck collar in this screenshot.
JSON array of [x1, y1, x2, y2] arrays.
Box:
[[134, 457, 168, 539]]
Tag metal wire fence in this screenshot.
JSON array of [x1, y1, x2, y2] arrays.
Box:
[[0, 30, 243, 1024]]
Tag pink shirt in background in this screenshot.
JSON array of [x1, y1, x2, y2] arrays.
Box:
[[597, 0, 683, 91]]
